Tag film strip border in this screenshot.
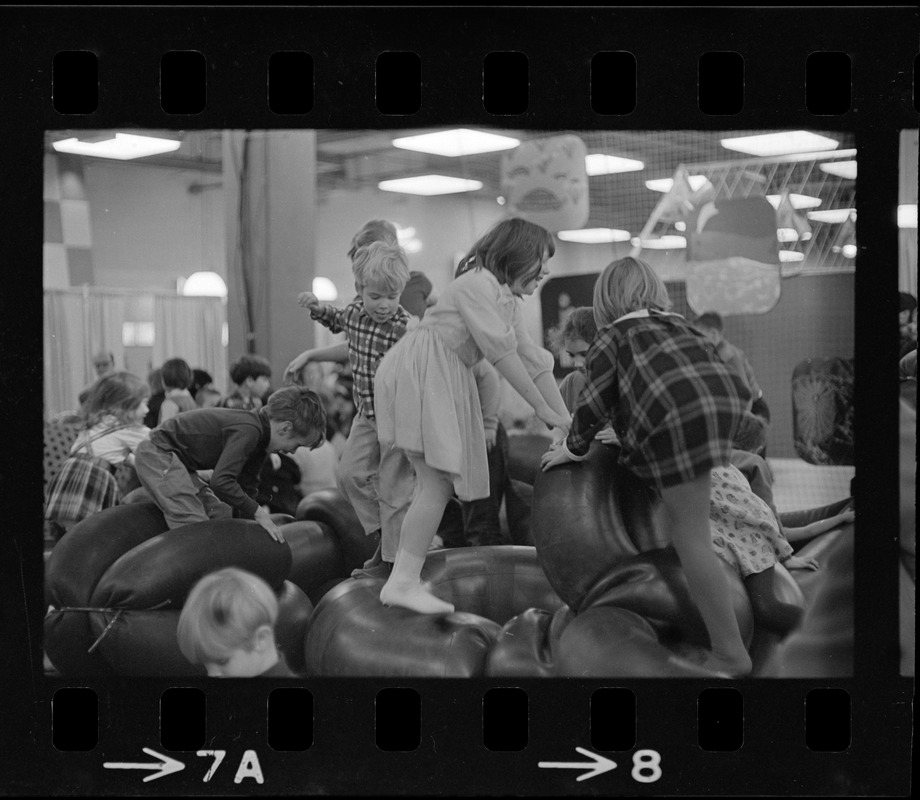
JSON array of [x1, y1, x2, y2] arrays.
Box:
[[2, 5, 917, 797]]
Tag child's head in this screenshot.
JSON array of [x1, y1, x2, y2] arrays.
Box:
[[457, 217, 555, 295], [92, 350, 116, 378], [352, 241, 410, 322], [229, 355, 273, 400], [83, 371, 150, 426], [549, 307, 598, 371], [693, 311, 725, 346], [732, 411, 768, 454], [147, 367, 165, 395], [264, 385, 327, 453], [161, 358, 194, 391], [177, 568, 280, 678], [593, 257, 671, 328], [400, 270, 435, 318], [347, 219, 399, 262]]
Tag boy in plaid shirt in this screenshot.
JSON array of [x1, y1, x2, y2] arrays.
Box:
[[294, 241, 413, 575]]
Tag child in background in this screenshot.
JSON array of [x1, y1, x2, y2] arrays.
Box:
[[144, 367, 165, 428], [711, 412, 820, 633], [220, 355, 273, 411], [134, 386, 326, 540], [293, 240, 415, 575], [158, 358, 197, 424], [542, 256, 753, 676], [375, 217, 571, 614], [45, 371, 151, 533], [550, 306, 618, 446], [177, 568, 296, 677], [693, 311, 769, 424]]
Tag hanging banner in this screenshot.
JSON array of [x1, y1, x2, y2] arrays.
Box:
[[685, 196, 781, 315], [500, 135, 589, 233]]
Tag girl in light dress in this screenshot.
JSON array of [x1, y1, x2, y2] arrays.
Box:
[[374, 218, 571, 615]]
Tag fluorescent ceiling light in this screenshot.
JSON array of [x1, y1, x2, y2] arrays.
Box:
[[807, 208, 855, 224], [378, 175, 483, 196], [819, 160, 857, 180], [557, 228, 632, 244], [52, 133, 182, 160], [630, 235, 687, 249], [391, 129, 519, 157], [720, 131, 840, 157], [777, 228, 812, 243], [778, 250, 805, 263], [898, 204, 918, 229], [312, 277, 338, 302], [585, 154, 645, 176], [645, 175, 710, 193], [766, 193, 822, 210]]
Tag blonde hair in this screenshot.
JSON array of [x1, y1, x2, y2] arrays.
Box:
[[82, 371, 149, 427], [547, 307, 597, 356], [177, 568, 278, 666], [593, 257, 671, 328], [352, 241, 410, 294]]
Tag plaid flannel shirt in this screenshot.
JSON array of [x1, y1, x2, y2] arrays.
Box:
[[311, 299, 409, 420], [566, 310, 748, 488]]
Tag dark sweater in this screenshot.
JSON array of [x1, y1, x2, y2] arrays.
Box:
[[148, 406, 271, 518]]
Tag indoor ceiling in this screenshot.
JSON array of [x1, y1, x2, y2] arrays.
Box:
[[46, 127, 857, 239]]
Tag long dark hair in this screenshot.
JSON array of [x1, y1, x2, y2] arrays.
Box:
[[456, 218, 555, 287]]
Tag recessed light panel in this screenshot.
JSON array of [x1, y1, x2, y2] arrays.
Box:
[[720, 131, 839, 157], [391, 129, 520, 157], [585, 154, 645, 176], [807, 209, 856, 224], [378, 175, 484, 196], [819, 160, 857, 180], [766, 193, 823, 210], [558, 228, 632, 243], [52, 133, 182, 160]]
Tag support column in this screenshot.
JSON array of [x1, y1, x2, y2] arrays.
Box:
[[223, 130, 317, 377]]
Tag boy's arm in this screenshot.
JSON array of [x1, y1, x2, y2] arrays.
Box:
[[208, 428, 265, 519], [309, 303, 346, 334], [284, 342, 349, 380]]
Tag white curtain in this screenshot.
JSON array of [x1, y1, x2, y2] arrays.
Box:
[[43, 288, 127, 417], [899, 129, 918, 296], [153, 295, 228, 395]]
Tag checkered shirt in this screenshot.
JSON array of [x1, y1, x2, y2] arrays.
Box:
[[311, 299, 409, 419], [566, 310, 749, 491]]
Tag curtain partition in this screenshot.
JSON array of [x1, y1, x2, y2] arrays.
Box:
[[44, 288, 226, 418]]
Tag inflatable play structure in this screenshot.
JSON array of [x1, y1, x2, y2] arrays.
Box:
[[43, 437, 854, 678]]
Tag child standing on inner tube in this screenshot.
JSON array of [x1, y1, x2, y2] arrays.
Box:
[[542, 256, 754, 677], [374, 218, 572, 615]]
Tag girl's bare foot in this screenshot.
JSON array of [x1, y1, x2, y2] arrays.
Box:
[[700, 650, 752, 678], [380, 580, 455, 615]]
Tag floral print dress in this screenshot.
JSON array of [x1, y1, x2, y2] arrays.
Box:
[[709, 464, 793, 577]]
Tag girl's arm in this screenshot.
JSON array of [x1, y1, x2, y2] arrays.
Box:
[[159, 399, 179, 424], [783, 507, 855, 542], [492, 352, 569, 430]]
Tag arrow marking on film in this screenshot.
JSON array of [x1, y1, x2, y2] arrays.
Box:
[[103, 747, 185, 782], [538, 747, 617, 782]]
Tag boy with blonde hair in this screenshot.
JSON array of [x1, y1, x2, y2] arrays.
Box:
[[291, 241, 413, 578], [177, 568, 295, 677]]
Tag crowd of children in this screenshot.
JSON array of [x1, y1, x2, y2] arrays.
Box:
[[45, 215, 859, 679]]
